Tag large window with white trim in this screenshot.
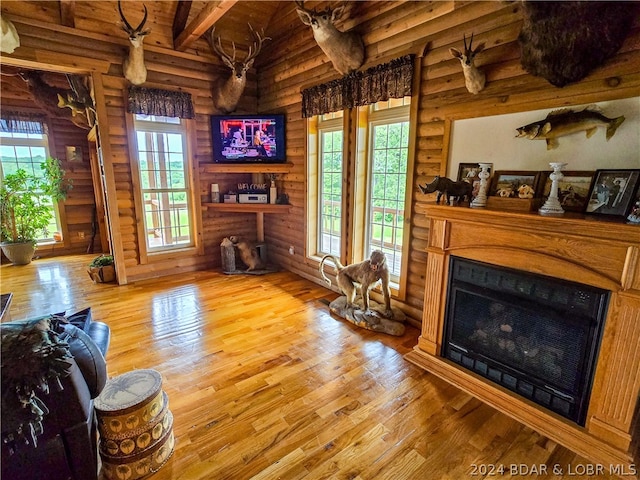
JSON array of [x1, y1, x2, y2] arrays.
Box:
[[308, 98, 411, 288], [132, 114, 194, 252], [0, 129, 59, 242]]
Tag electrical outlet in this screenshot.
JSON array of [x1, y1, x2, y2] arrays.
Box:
[[78, 231, 85, 239], [289, 246, 295, 255]]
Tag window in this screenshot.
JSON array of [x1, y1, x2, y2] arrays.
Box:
[[307, 98, 412, 289], [0, 130, 59, 242], [318, 112, 344, 257], [132, 114, 194, 252], [366, 117, 409, 279]]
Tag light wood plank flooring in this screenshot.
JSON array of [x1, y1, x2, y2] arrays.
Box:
[[1, 255, 628, 480]]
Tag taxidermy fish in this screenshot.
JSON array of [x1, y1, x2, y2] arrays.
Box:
[[515, 106, 625, 150], [57, 93, 88, 117]]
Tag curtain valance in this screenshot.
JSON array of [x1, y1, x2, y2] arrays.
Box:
[[0, 112, 48, 134], [127, 87, 195, 119], [301, 54, 415, 118]]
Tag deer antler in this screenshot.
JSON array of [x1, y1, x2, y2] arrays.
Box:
[[209, 24, 270, 71], [209, 27, 237, 70], [118, 1, 149, 36], [244, 24, 270, 66]]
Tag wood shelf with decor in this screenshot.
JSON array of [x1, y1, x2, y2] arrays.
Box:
[[202, 203, 291, 242], [202, 163, 293, 174]]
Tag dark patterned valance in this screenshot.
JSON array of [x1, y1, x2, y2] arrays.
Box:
[[0, 112, 48, 134], [127, 87, 195, 119], [301, 55, 415, 118]]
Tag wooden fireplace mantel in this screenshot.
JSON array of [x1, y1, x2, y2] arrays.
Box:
[[405, 203, 640, 471]]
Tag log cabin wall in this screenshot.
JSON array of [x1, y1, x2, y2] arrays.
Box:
[[255, 1, 640, 322], [0, 1, 260, 282], [0, 78, 103, 257]]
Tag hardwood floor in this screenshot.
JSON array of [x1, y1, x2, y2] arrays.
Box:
[[2, 255, 627, 480]]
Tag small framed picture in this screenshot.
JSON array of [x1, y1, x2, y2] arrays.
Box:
[[585, 169, 640, 218], [458, 163, 492, 198], [489, 171, 541, 199], [538, 171, 595, 213], [66, 146, 82, 162]]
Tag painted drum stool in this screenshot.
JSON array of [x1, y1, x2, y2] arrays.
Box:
[[95, 369, 174, 480]]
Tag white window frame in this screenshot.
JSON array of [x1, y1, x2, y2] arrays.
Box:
[[129, 114, 200, 260]]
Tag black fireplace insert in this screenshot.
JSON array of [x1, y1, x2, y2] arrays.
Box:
[[442, 257, 609, 425]]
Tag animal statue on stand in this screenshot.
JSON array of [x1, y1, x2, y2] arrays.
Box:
[[419, 176, 473, 205], [320, 250, 392, 318], [295, 0, 364, 76], [209, 24, 269, 113], [515, 105, 625, 150], [449, 33, 486, 94], [118, 1, 150, 85], [229, 235, 264, 272]]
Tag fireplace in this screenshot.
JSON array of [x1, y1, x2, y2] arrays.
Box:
[[442, 257, 609, 425], [405, 204, 640, 469]]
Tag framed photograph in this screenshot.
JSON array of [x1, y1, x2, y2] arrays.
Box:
[[538, 171, 595, 213], [585, 169, 640, 217], [489, 171, 541, 199], [66, 146, 82, 162], [457, 163, 492, 198]]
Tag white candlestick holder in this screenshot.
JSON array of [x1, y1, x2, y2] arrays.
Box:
[[471, 163, 492, 208], [539, 162, 568, 215]]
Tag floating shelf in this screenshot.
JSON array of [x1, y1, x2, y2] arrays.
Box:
[[202, 203, 291, 213], [202, 163, 293, 174]]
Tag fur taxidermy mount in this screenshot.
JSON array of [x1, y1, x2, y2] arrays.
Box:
[[449, 33, 486, 94], [118, 1, 151, 86], [518, 1, 637, 87], [209, 24, 270, 114], [295, 0, 364, 76]]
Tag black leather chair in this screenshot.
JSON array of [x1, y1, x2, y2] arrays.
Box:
[[1, 308, 110, 480]]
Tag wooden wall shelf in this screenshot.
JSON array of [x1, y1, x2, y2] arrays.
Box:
[[202, 163, 293, 174], [202, 203, 290, 213]]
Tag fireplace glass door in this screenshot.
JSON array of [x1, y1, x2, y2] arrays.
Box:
[[442, 257, 609, 425]]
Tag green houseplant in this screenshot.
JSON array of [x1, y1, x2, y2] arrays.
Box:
[[0, 157, 71, 265]]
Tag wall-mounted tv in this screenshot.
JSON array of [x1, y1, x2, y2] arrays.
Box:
[[211, 114, 286, 163]]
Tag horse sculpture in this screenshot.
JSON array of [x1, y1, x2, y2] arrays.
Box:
[[419, 176, 473, 205]]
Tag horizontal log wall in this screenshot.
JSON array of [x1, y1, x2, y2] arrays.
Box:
[[256, 1, 640, 323], [0, 2, 261, 281], [0, 84, 103, 258]]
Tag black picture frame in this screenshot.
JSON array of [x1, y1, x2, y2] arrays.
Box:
[[457, 163, 492, 198], [489, 171, 541, 199], [538, 170, 595, 213], [585, 169, 640, 217]]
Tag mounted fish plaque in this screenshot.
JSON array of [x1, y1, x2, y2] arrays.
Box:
[[515, 105, 625, 150]]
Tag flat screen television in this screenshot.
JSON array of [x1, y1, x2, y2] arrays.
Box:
[[211, 114, 286, 163]]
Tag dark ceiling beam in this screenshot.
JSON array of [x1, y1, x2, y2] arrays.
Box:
[[59, 0, 75, 28], [174, 0, 239, 51], [172, 0, 192, 42]]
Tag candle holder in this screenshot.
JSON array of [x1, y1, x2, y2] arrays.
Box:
[[539, 162, 568, 215], [471, 163, 492, 208]]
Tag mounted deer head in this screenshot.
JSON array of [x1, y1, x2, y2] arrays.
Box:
[[118, 1, 150, 85], [449, 33, 486, 94], [295, 0, 364, 76], [209, 24, 270, 114]]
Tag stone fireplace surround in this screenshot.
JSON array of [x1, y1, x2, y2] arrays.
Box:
[[405, 204, 640, 471]]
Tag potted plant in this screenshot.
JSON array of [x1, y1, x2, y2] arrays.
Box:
[[0, 157, 71, 265], [87, 254, 115, 283]]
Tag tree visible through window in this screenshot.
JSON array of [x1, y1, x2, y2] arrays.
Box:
[[367, 120, 409, 278], [319, 129, 343, 256], [133, 115, 193, 251], [0, 130, 59, 241]]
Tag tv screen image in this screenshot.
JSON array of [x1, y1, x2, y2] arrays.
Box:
[[211, 114, 286, 163]]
